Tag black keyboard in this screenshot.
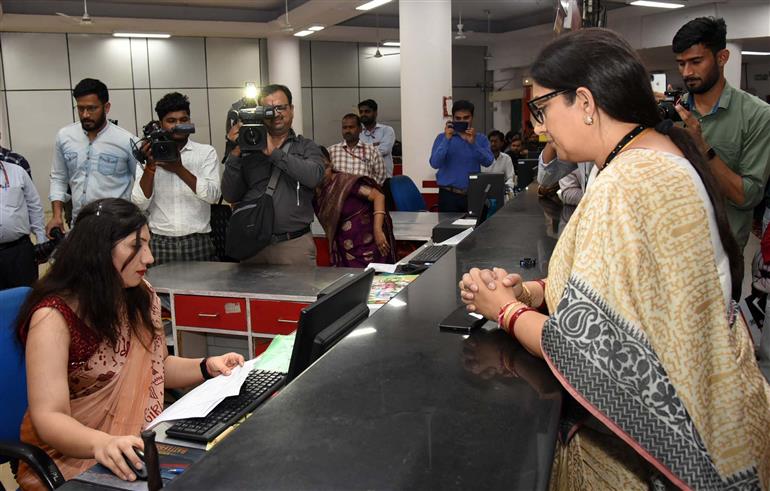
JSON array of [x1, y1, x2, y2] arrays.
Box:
[[166, 369, 285, 443], [408, 245, 452, 265]]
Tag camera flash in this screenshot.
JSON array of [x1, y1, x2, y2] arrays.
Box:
[[244, 82, 258, 99]]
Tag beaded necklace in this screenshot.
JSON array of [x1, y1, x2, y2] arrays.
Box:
[[599, 124, 646, 172]]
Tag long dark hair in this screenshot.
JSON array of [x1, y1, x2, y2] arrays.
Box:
[[17, 198, 155, 347], [530, 28, 742, 300]]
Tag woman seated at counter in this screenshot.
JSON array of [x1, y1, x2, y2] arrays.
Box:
[[15, 198, 244, 489], [459, 29, 770, 489], [313, 146, 396, 267]]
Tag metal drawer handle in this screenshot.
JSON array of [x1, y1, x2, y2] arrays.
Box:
[[277, 318, 298, 324], [197, 313, 220, 318]]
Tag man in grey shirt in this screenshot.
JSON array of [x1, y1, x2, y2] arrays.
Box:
[[222, 84, 324, 266]]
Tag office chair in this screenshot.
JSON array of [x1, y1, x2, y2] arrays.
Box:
[[389, 175, 427, 211], [0, 287, 65, 490]]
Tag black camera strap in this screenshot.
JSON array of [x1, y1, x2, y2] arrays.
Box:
[[266, 141, 292, 197]]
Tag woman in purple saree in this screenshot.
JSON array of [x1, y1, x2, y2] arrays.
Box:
[[314, 148, 396, 267]]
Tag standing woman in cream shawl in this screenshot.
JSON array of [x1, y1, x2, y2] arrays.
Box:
[[460, 29, 770, 489], [15, 198, 244, 490]]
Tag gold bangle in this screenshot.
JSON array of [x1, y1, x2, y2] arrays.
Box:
[[518, 283, 533, 307], [373, 211, 386, 215]]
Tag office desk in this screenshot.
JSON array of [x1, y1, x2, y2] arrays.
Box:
[[167, 187, 564, 490], [147, 263, 360, 358]]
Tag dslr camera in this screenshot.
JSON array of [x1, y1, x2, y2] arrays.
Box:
[[132, 120, 196, 164], [34, 228, 64, 264], [227, 105, 276, 153], [657, 89, 685, 122]]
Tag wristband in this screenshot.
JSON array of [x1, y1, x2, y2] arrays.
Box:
[[706, 147, 716, 161], [498, 300, 524, 331], [200, 358, 213, 380], [534, 279, 547, 310]]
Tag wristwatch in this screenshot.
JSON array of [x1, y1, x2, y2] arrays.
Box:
[[706, 147, 717, 161]]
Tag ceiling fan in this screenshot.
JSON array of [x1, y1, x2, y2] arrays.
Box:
[[278, 0, 294, 32], [454, 9, 471, 40], [366, 15, 399, 59], [56, 0, 94, 25]]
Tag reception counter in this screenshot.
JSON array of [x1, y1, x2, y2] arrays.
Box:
[[167, 187, 564, 490]]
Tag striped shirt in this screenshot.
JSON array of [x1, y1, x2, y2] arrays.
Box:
[[328, 140, 386, 185]]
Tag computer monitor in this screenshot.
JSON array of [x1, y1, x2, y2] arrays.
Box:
[[515, 158, 539, 189], [467, 173, 505, 218], [286, 269, 374, 382]]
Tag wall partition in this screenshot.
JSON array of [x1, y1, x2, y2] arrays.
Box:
[[0, 32, 264, 210]]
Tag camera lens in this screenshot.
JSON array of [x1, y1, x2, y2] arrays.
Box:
[[242, 127, 262, 146]]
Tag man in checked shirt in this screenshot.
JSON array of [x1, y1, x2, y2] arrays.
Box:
[[327, 113, 386, 186]]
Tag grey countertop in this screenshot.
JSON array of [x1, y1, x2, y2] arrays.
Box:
[[146, 262, 362, 301]]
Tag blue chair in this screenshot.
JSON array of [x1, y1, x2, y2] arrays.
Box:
[[0, 287, 65, 489], [389, 175, 427, 211]]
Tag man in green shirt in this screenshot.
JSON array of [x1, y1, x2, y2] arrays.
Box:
[[672, 17, 770, 251]]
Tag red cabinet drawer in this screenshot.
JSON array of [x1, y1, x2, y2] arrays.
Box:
[[250, 300, 309, 335], [174, 295, 247, 332]]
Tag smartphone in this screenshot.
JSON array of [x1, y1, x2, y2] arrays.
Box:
[[452, 121, 469, 133], [439, 305, 487, 334]]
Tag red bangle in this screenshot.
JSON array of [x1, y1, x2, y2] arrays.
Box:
[[498, 300, 523, 332], [508, 305, 536, 340]]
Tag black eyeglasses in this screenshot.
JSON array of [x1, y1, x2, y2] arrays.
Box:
[[527, 89, 574, 125]]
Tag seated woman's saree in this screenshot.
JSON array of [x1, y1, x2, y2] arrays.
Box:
[[543, 149, 770, 489], [16, 286, 166, 490], [314, 172, 396, 267]]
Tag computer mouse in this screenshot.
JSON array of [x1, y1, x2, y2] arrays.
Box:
[[127, 447, 148, 481]]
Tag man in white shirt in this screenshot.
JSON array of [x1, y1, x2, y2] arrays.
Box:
[[131, 92, 221, 266], [483, 130, 515, 200], [0, 161, 45, 288], [358, 99, 396, 178]]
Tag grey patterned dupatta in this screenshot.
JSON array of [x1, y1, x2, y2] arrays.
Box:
[[542, 275, 760, 490]]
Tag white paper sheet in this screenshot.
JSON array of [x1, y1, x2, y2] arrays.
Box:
[[147, 357, 261, 429], [435, 227, 474, 246], [365, 262, 398, 274], [451, 218, 478, 226]]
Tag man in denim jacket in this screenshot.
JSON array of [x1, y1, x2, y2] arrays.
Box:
[[47, 78, 138, 236]]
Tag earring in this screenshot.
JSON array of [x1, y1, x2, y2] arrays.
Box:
[[584, 115, 594, 125]]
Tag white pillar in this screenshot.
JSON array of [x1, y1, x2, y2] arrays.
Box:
[[725, 41, 742, 89], [399, 0, 452, 192], [267, 37, 304, 135]]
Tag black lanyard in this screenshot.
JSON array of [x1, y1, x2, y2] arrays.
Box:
[[0, 163, 9, 189], [601, 125, 646, 171]]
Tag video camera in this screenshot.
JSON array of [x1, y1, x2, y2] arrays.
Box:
[[227, 105, 276, 153], [34, 228, 64, 264], [657, 89, 685, 122], [132, 120, 196, 164]]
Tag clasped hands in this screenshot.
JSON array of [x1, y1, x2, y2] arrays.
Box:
[[458, 267, 524, 320]]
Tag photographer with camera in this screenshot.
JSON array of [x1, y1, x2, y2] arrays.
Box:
[[131, 92, 220, 266], [221, 84, 324, 266], [0, 160, 45, 289], [429, 100, 494, 212], [47, 78, 139, 236], [671, 17, 770, 251]]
